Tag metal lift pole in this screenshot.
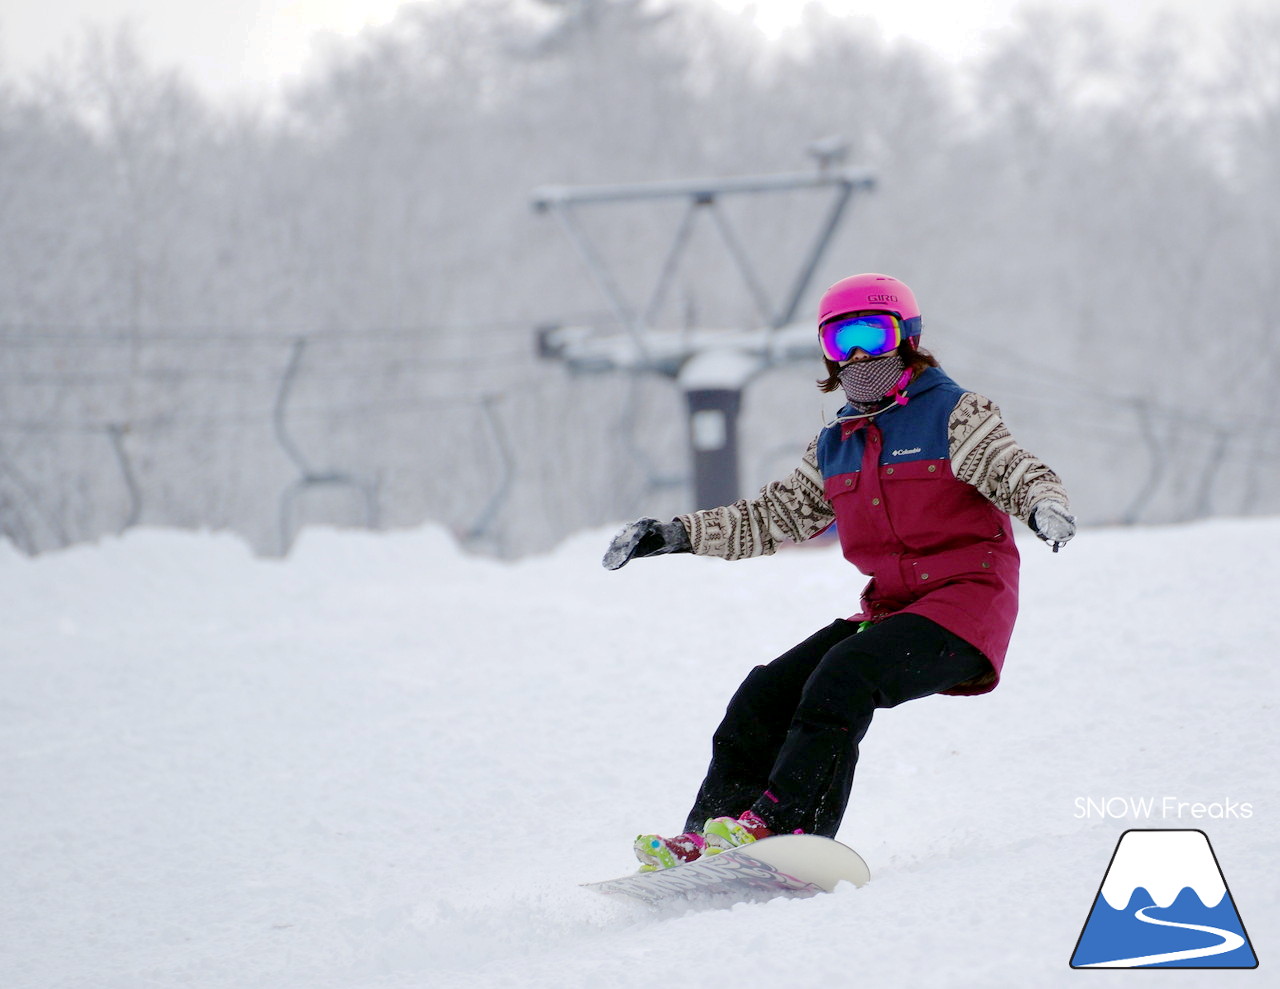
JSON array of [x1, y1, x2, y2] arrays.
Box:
[[532, 160, 875, 511]]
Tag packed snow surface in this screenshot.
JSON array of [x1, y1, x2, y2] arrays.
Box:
[[2, 518, 1276, 987]]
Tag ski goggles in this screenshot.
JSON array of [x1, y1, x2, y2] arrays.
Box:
[[818, 312, 904, 362]]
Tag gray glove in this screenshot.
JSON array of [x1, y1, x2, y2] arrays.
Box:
[[602, 518, 691, 570], [1030, 501, 1076, 552]]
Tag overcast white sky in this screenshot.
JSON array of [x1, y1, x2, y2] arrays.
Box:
[[0, 0, 1253, 104]]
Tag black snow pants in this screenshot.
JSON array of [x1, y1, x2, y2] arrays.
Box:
[[682, 613, 992, 838]]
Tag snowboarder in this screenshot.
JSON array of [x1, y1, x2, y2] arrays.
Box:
[[603, 272, 1075, 871]]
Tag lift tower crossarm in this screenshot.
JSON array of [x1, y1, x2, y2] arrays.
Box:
[[530, 167, 876, 209]]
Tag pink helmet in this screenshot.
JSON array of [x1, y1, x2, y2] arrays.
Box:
[[818, 273, 922, 342]]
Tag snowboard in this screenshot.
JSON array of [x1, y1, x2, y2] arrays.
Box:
[[583, 835, 870, 907]]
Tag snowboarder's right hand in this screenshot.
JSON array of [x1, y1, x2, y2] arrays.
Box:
[[602, 518, 692, 570]]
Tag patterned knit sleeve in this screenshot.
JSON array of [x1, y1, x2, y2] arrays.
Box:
[[949, 393, 1069, 524], [675, 436, 834, 560]]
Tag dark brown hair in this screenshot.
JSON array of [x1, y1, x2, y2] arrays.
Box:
[[817, 342, 940, 393]]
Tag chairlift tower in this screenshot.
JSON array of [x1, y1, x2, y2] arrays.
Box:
[[532, 151, 875, 510]]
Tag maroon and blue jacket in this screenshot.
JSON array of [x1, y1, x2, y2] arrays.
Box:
[[678, 365, 1070, 695]]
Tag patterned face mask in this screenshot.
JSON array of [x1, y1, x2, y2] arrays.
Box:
[[838, 352, 907, 406]]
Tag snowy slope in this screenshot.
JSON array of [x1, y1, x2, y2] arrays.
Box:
[[1, 519, 1275, 988]]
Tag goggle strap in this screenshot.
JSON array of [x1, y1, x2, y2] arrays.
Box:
[[821, 313, 919, 338]]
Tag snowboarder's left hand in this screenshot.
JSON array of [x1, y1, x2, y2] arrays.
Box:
[[1030, 500, 1076, 551], [602, 518, 691, 570]]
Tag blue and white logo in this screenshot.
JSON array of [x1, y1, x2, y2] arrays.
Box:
[[1070, 829, 1258, 969]]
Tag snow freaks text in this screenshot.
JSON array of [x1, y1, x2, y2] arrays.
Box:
[[1074, 797, 1254, 820]]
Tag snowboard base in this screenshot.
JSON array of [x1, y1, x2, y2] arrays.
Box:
[[584, 834, 870, 907]]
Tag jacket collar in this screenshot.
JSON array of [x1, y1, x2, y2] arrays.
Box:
[[836, 365, 948, 424]]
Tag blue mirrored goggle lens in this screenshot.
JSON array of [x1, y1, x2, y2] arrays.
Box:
[[819, 313, 902, 362]]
